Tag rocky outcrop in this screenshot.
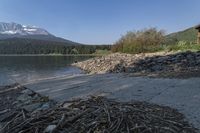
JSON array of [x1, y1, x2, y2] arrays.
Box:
[[73, 51, 200, 75]]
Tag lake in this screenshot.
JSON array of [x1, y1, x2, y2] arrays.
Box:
[[0, 56, 92, 86]]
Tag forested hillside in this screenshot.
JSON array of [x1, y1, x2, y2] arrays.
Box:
[[0, 38, 111, 54], [165, 27, 197, 44]]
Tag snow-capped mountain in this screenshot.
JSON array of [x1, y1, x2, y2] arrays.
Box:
[[0, 22, 74, 43], [0, 22, 50, 36]]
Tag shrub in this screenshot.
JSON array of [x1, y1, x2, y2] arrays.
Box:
[[165, 41, 200, 52], [111, 28, 165, 54]]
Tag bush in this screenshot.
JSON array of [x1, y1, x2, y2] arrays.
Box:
[[164, 41, 200, 52], [111, 28, 165, 54]]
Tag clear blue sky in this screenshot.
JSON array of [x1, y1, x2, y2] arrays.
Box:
[[0, 0, 200, 44]]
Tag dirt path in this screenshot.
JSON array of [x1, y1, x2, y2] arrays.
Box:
[[24, 73, 200, 129]]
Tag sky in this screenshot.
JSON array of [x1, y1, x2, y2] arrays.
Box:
[[0, 0, 200, 44]]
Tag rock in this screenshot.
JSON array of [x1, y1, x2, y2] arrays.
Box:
[[63, 102, 72, 108], [151, 65, 163, 71], [32, 93, 40, 101], [44, 125, 56, 133], [36, 103, 51, 111], [22, 103, 42, 112], [17, 93, 32, 102], [21, 89, 34, 96]]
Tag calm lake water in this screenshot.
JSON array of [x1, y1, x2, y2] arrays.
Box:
[[0, 56, 91, 86]]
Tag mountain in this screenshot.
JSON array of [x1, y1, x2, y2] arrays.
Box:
[[0, 22, 80, 44], [165, 27, 198, 44], [0, 22, 111, 54], [0, 22, 50, 35]]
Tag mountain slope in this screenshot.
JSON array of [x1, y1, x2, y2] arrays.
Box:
[[0, 22, 79, 44], [165, 27, 198, 44]]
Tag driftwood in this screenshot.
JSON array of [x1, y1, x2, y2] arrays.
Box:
[[0, 83, 23, 94], [0, 96, 197, 133]]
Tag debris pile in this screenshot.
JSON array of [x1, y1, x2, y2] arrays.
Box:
[[0, 83, 55, 132], [1, 96, 197, 133], [73, 51, 200, 77]]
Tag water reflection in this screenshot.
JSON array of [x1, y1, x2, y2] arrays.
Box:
[[0, 56, 91, 85]]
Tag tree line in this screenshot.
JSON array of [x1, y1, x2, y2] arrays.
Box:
[[0, 38, 111, 54]]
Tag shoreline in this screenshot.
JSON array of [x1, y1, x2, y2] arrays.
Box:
[[0, 54, 104, 56], [1, 80, 199, 132], [1, 51, 200, 131], [24, 73, 200, 130], [73, 51, 200, 78]]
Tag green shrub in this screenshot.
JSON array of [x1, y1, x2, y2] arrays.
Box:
[[111, 28, 165, 54], [164, 41, 200, 52]]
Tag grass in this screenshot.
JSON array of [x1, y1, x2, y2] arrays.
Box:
[[115, 42, 200, 55], [93, 49, 111, 55], [114, 44, 200, 54]]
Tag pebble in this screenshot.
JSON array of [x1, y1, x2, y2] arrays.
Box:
[[44, 125, 56, 133]]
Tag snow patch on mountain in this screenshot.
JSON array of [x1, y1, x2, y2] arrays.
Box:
[[24, 28, 37, 32], [0, 22, 50, 36]]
